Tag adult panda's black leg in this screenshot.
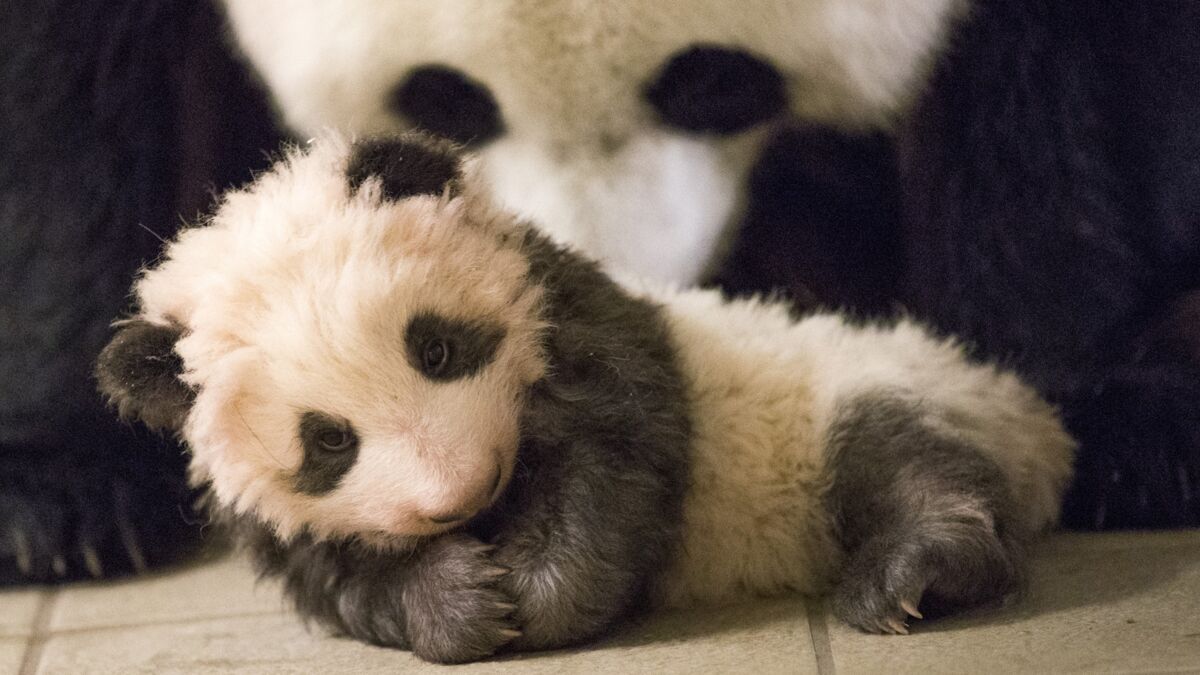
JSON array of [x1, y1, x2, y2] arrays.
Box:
[[1, 0, 279, 583], [0, 426, 199, 584], [826, 394, 1027, 633], [895, 0, 1200, 529]]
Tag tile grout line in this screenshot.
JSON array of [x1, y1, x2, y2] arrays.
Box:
[[46, 607, 291, 638], [805, 598, 836, 675], [18, 589, 58, 675]]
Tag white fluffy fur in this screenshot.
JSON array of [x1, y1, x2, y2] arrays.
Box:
[[220, 0, 966, 283], [135, 136, 547, 543], [624, 283, 1074, 605], [133, 135, 1073, 607]]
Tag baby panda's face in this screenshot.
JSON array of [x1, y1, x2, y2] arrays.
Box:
[[100, 135, 546, 546]]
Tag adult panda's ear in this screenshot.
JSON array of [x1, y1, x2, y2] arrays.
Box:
[[346, 134, 464, 201], [95, 319, 194, 433]]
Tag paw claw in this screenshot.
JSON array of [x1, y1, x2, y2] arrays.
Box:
[[499, 629, 522, 639], [81, 543, 103, 578], [900, 599, 924, 620], [484, 566, 510, 578], [51, 555, 67, 577], [8, 528, 32, 577], [885, 617, 909, 635], [494, 602, 517, 612]]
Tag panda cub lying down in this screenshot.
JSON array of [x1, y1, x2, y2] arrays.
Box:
[[97, 134, 1074, 664]]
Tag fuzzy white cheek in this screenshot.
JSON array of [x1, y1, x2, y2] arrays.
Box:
[[479, 130, 766, 284]]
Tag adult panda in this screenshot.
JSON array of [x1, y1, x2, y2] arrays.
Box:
[[97, 133, 1074, 663], [218, 0, 1200, 530], [0, 0, 280, 584]]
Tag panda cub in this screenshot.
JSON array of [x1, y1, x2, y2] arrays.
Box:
[[96, 134, 1074, 664]]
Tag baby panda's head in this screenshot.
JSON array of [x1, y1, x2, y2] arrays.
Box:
[[97, 134, 547, 547]]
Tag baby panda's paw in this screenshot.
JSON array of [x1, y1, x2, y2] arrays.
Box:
[[832, 511, 1022, 635], [401, 533, 519, 663]]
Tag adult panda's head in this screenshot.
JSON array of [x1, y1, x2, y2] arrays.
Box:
[[218, 0, 964, 284], [97, 134, 547, 547]]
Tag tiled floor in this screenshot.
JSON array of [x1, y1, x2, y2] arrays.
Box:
[[2, 532, 1198, 674]]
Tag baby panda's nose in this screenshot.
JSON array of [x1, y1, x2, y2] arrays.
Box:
[[424, 463, 502, 525]]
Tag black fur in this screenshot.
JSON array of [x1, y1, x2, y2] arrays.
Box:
[[346, 136, 462, 201], [729, 0, 1200, 528], [645, 45, 787, 135], [389, 65, 504, 147], [223, 228, 691, 663], [0, 0, 279, 584], [713, 126, 902, 315], [294, 413, 360, 496], [403, 312, 506, 382], [95, 320, 193, 432], [892, 0, 1200, 528], [826, 393, 1024, 633]]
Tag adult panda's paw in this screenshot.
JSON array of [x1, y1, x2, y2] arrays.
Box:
[[831, 512, 1022, 635], [0, 440, 199, 585], [401, 533, 519, 663]]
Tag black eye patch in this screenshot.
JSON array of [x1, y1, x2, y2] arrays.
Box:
[[390, 65, 504, 147], [404, 312, 506, 382], [644, 45, 787, 135], [295, 412, 360, 496]]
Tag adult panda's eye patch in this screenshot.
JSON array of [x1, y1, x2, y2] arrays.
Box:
[[296, 412, 360, 495], [644, 45, 787, 135], [404, 312, 506, 382], [390, 65, 505, 147]]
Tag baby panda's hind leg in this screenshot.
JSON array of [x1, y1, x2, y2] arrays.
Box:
[[826, 393, 1026, 634]]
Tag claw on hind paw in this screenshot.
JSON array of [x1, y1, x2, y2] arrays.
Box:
[[900, 599, 924, 620]]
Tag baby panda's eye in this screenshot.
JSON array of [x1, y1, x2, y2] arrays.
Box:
[[296, 412, 360, 496], [422, 338, 451, 376], [317, 427, 355, 453], [405, 312, 506, 382]]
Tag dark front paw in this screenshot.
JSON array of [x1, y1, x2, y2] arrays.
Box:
[[402, 533, 519, 663], [833, 517, 1022, 635], [494, 541, 633, 651]]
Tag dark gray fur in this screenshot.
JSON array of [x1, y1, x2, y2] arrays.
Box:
[[826, 393, 1026, 632], [224, 228, 693, 663], [345, 135, 462, 201], [403, 312, 506, 382], [95, 319, 193, 432], [294, 412, 360, 496]]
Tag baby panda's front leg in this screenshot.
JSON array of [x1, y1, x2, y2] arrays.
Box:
[[484, 436, 685, 652], [241, 525, 518, 663], [826, 393, 1029, 634]]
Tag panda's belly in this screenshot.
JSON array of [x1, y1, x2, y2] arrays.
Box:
[[645, 288, 843, 607]]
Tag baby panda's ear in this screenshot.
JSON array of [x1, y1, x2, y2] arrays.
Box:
[[95, 319, 194, 433], [345, 135, 464, 201]]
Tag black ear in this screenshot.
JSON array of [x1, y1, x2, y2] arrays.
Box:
[[96, 319, 193, 432], [346, 135, 464, 201]]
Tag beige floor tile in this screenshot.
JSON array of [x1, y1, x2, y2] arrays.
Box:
[[0, 589, 43, 637], [50, 553, 286, 632], [825, 531, 1200, 674], [36, 597, 815, 675], [0, 637, 29, 675]]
